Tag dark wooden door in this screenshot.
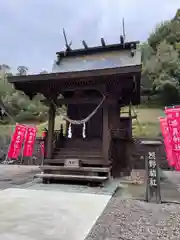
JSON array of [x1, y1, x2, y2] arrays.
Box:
[[67, 104, 102, 139]]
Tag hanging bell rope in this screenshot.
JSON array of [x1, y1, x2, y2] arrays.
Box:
[[50, 94, 106, 139], [67, 123, 72, 138], [60, 95, 105, 125], [50, 94, 105, 125], [82, 122, 86, 139]]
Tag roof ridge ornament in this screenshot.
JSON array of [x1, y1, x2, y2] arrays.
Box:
[[63, 28, 72, 52], [122, 18, 126, 42]]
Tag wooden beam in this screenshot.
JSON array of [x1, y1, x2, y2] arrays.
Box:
[[36, 173, 108, 182], [46, 102, 56, 159], [42, 97, 115, 106], [82, 40, 88, 49], [102, 100, 109, 163], [57, 98, 102, 105], [120, 35, 124, 45], [56, 41, 139, 57], [9, 65, 142, 83], [101, 38, 106, 47], [40, 166, 111, 172], [59, 84, 106, 93]]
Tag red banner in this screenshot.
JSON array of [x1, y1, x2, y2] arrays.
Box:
[[165, 107, 180, 170], [159, 117, 174, 166], [7, 124, 27, 160], [23, 126, 37, 157]]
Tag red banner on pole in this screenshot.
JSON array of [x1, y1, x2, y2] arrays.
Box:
[[23, 126, 37, 157], [165, 107, 180, 170], [159, 117, 174, 166], [7, 124, 27, 160]]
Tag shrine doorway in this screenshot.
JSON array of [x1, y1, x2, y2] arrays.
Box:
[[67, 103, 103, 140]]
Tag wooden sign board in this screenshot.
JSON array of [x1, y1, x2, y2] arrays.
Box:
[[141, 140, 161, 203], [64, 159, 80, 168]]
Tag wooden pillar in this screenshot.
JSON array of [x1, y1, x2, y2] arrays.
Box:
[[46, 103, 56, 159], [102, 101, 109, 164]]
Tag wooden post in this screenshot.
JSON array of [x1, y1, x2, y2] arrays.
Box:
[[46, 102, 56, 159], [102, 101, 109, 164]]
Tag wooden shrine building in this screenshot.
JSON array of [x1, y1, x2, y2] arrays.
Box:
[[8, 37, 142, 183]]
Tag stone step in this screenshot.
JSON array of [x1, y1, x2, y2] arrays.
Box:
[[55, 147, 102, 151], [53, 150, 102, 155], [36, 173, 108, 182], [40, 165, 111, 173], [54, 149, 102, 154], [64, 141, 101, 148], [53, 154, 103, 159]]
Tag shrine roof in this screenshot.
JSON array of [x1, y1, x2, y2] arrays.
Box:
[[8, 41, 141, 84], [53, 43, 141, 73]]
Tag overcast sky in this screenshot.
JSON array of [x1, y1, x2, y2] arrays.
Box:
[[0, 0, 179, 74]]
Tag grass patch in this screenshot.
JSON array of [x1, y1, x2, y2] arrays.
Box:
[[122, 107, 164, 138], [37, 116, 65, 136], [0, 125, 15, 137]]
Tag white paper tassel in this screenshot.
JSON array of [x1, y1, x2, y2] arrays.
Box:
[[68, 123, 72, 138], [82, 122, 86, 139]]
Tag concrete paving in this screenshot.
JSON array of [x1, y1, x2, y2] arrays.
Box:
[[0, 165, 40, 190], [0, 188, 111, 240]]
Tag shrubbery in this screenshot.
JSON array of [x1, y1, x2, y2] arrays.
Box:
[[141, 9, 180, 106]]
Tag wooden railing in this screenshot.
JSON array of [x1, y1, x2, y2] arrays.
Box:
[[52, 130, 60, 150], [52, 124, 65, 151]]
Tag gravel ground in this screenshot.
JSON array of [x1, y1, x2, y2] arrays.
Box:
[[86, 171, 180, 240], [85, 197, 180, 240], [0, 165, 40, 189]]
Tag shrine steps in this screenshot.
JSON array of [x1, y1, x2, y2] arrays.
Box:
[[40, 165, 110, 173], [44, 158, 105, 166], [39, 139, 110, 184], [36, 166, 111, 184], [51, 146, 106, 166], [36, 173, 108, 183], [52, 151, 103, 159], [64, 139, 101, 148]]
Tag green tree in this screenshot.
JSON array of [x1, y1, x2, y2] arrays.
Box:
[[17, 66, 28, 75], [0, 65, 48, 123], [142, 40, 180, 105], [148, 9, 180, 50], [142, 9, 180, 106]]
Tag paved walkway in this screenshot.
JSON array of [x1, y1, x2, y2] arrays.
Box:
[[0, 188, 111, 240], [0, 165, 117, 240], [1, 166, 180, 240]]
